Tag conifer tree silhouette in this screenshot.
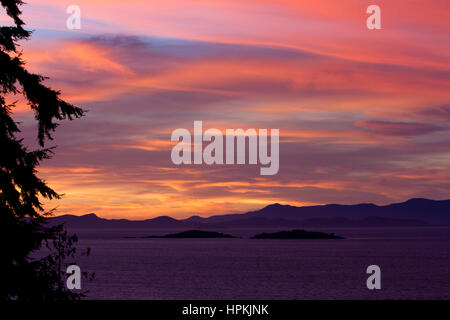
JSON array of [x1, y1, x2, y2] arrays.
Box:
[[1, 0, 91, 299]]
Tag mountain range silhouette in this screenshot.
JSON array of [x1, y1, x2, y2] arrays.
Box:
[[49, 198, 450, 229]]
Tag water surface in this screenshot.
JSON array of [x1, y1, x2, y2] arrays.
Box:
[[71, 227, 450, 299]]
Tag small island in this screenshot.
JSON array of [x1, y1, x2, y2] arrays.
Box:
[[251, 229, 344, 239], [127, 230, 237, 239]]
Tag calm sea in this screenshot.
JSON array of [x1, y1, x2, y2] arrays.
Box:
[[70, 227, 450, 299]]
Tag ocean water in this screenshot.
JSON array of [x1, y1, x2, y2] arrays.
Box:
[[71, 227, 450, 299]]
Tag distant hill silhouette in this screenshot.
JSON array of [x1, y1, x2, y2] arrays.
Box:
[[49, 213, 187, 228], [48, 198, 450, 229]]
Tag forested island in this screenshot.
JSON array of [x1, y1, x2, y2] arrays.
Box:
[[127, 230, 237, 238], [251, 230, 344, 239]]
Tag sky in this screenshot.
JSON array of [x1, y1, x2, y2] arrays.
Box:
[[5, 0, 450, 219]]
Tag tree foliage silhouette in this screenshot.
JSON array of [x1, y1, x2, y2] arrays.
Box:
[[1, 0, 90, 299]]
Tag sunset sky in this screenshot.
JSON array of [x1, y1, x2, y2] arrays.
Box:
[[8, 0, 450, 219]]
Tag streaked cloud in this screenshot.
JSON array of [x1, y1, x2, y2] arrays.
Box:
[[9, 0, 450, 219], [356, 120, 446, 136]]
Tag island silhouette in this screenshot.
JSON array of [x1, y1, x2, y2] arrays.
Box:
[[126, 230, 236, 238], [125, 229, 344, 239], [251, 230, 344, 239]]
